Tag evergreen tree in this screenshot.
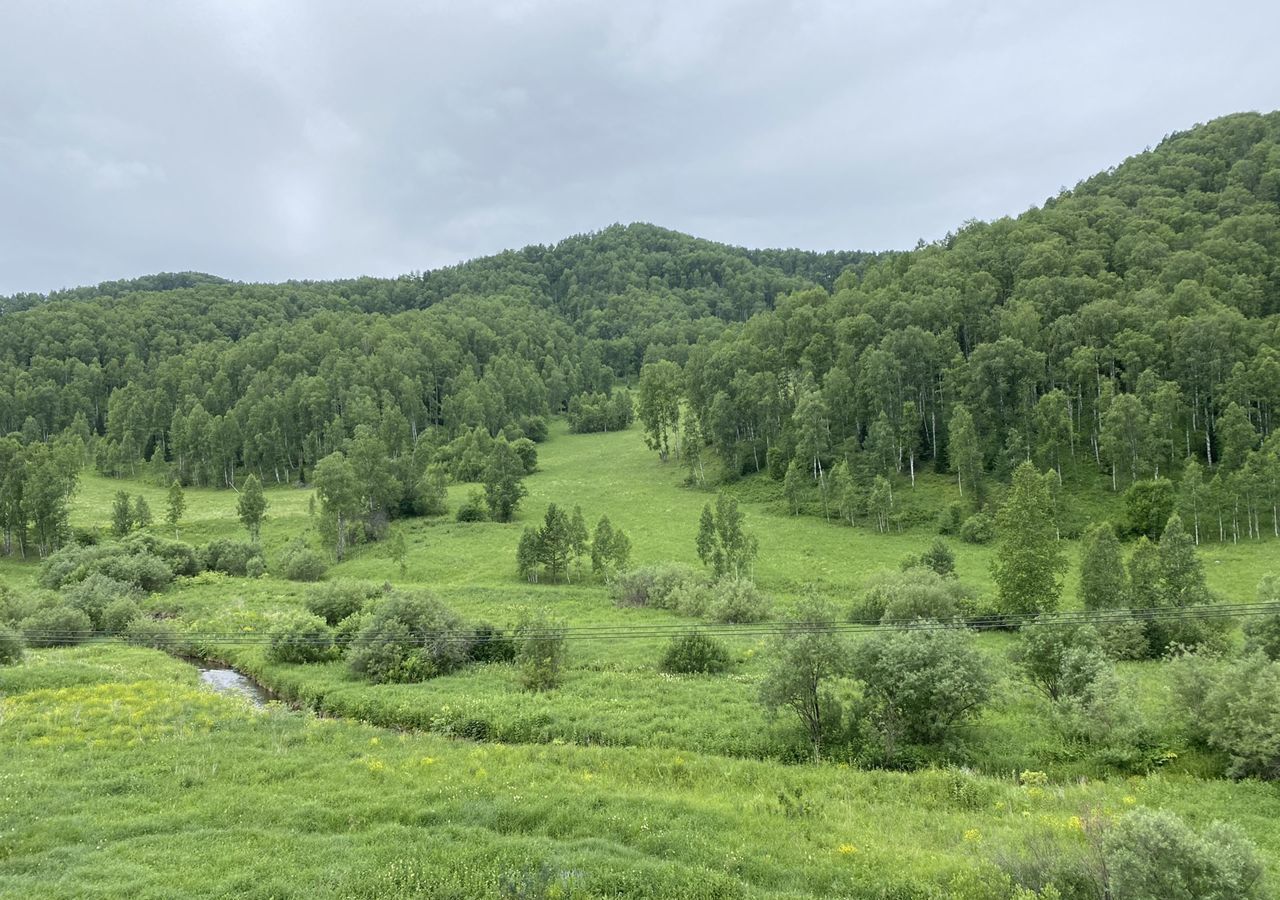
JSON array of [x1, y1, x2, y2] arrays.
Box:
[[1079, 522, 1127, 610], [237, 474, 268, 543], [166, 481, 186, 539], [992, 461, 1066, 616]]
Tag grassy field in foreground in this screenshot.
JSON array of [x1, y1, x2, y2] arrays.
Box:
[[1, 645, 1278, 899]]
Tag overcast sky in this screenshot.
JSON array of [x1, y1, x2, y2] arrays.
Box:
[[2, 1, 1278, 295]]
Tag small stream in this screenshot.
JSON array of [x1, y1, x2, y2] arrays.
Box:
[[189, 660, 276, 708]]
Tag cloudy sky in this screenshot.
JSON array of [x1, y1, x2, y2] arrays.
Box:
[[2, 1, 1278, 295]]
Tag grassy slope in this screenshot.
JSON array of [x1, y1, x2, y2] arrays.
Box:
[[2, 421, 1277, 771], [2, 645, 1279, 899]]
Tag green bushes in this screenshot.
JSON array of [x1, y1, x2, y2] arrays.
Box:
[[125, 616, 179, 650], [1104, 808, 1265, 899], [267, 615, 336, 664], [347, 592, 471, 683], [201, 539, 261, 576], [0, 626, 24, 665], [124, 534, 201, 577], [101, 597, 142, 635], [277, 540, 328, 582], [1171, 651, 1280, 780], [61, 573, 136, 630], [611, 563, 707, 609], [454, 489, 489, 523], [959, 513, 995, 544], [1243, 574, 1280, 660], [20, 605, 93, 647], [704, 577, 772, 624], [661, 631, 731, 674], [514, 610, 567, 692], [469, 623, 516, 664], [851, 567, 971, 624], [39, 542, 174, 592], [305, 579, 381, 625]]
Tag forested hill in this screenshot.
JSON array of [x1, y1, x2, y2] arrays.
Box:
[[3, 110, 1280, 555]]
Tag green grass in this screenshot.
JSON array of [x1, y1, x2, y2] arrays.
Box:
[[3, 422, 1280, 894], [3, 646, 1279, 898]]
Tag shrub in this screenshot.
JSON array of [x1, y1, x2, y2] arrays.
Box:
[[454, 489, 489, 523], [1243, 574, 1280, 661], [245, 555, 267, 578], [469, 622, 516, 664], [937, 502, 965, 536], [610, 563, 707, 609], [334, 611, 369, 650], [347, 592, 471, 683], [94, 551, 174, 593], [306, 580, 381, 625], [277, 540, 328, 582], [851, 567, 969, 624], [661, 631, 731, 674], [1121, 479, 1175, 540], [851, 623, 993, 764], [201, 539, 260, 576], [1170, 651, 1280, 780], [267, 615, 336, 664], [39, 543, 109, 589], [1010, 621, 1110, 703], [900, 539, 956, 578], [0, 626, 24, 666], [1096, 615, 1150, 661], [515, 609, 567, 691], [20, 605, 94, 647], [959, 513, 995, 544], [124, 534, 201, 577], [125, 616, 179, 650], [1103, 808, 1265, 899], [707, 577, 772, 624], [101, 597, 142, 635], [61, 573, 136, 630]]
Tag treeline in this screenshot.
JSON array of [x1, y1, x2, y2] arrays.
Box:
[[626, 112, 1280, 539]]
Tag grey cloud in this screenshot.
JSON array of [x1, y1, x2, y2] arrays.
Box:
[[1, 0, 1278, 294]]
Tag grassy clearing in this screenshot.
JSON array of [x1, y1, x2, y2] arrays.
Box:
[[2, 646, 1278, 899]]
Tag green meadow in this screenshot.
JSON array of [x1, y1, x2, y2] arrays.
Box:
[[3, 421, 1280, 897]]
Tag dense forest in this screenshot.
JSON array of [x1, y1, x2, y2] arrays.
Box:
[[3, 112, 1280, 559]]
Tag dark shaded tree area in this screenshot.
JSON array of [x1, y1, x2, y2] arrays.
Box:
[[676, 112, 1280, 541]]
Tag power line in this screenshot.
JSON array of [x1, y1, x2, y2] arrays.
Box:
[[17, 601, 1280, 646]]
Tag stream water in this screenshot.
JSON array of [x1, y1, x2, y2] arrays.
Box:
[[191, 661, 275, 708]]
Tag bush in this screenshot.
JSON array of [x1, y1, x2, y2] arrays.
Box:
[[101, 597, 142, 635], [277, 540, 328, 582], [959, 513, 996, 544], [937, 501, 965, 536], [515, 609, 567, 691], [306, 580, 381, 626], [267, 615, 336, 664], [38, 543, 102, 589], [245, 556, 267, 579], [201, 539, 260, 576], [61, 573, 136, 630], [661, 630, 731, 674], [20, 605, 94, 647], [901, 539, 956, 578], [0, 626, 24, 665], [124, 534, 201, 577], [469, 622, 516, 664], [1244, 574, 1280, 660], [851, 568, 970, 624], [454, 489, 489, 523], [1103, 808, 1266, 899], [1121, 479, 1175, 540], [347, 592, 472, 683], [1096, 615, 1150, 661], [93, 551, 174, 593], [1010, 620, 1111, 703], [707, 577, 772, 624], [610, 563, 707, 609], [125, 616, 179, 650], [1170, 651, 1280, 780], [334, 611, 369, 650]]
